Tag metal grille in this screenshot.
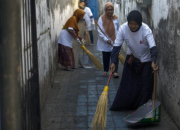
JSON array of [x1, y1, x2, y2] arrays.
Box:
[[20, 0, 41, 129]]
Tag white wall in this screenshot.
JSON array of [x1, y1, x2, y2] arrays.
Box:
[[35, 0, 79, 110]]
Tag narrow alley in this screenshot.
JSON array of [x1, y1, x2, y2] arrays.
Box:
[[41, 22, 178, 130], [1, 0, 180, 130]]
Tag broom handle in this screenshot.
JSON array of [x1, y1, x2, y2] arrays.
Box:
[[82, 49, 84, 64], [106, 72, 113, 86], [95, 21, 114, 47], [152, 70, 157, 110]]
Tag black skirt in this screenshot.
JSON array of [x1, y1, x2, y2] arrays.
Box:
[[110, 55, 154, 111]]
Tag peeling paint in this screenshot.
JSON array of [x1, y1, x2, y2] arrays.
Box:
[[177, 29, 180, 36], [35, 0, 79, 110], [151, 0, 169, 28]]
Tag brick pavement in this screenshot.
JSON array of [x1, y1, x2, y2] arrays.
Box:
[[41, 22, 178, 130]]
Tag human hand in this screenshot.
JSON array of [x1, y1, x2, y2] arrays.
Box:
[[110, 63, 115, 73], [76, 38, 81, 44], [107, 40, 111, 45], [81, 38, 86, 45], [151, 62, 158, 71]]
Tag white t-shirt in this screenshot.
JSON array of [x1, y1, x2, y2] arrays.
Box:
[[97, 17, 119, 52], [114, 22, 156, 62], [83, 7, 95, 31], [58, 27, 74, 48]]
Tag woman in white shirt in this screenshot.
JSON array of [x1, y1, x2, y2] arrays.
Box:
[[58, 9, 86, 71], [110, 10, 158, 111], [79, 2, 95, 45], [97, 2, 120, 78]]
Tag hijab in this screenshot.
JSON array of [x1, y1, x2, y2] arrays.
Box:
[[63, 9, 85, 35], [127, 10, 142, 32], [101, 2, 118, 41]]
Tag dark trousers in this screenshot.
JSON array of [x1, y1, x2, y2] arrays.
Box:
[[88, 30, 94, 44], [102, 51, 119, 73]]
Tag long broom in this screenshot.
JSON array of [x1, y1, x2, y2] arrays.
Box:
[[81, 44, 103, 70], [153, 70, 157, 110], [64, 26, 103, 70], [91, 72, 113, 130], [118, 53, 125, 65], [95, 21, 125, 65]]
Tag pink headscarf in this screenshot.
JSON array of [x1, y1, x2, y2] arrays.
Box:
[[101, 2, 118, 41]]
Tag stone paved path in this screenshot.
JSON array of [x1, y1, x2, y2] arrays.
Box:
[[41, 22, 178, 130]]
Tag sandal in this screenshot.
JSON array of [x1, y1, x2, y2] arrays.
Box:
[[113, 73, 119, 78], [102, 72, 107, 77]]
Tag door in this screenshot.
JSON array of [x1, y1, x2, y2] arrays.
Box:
[[21, 0, 41, 129], [86, 0, 98, 18]]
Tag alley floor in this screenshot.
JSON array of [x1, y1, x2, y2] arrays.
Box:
[[41, 22, 179, 130]]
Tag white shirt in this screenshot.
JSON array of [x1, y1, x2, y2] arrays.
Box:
[[114, 22, 156, 62], [58, 27, 74, 48], [83, 7, 95, 31], [97, 17, 119, 52], [58, 14, 90, 48]]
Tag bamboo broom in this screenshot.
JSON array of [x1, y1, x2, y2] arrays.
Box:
[[118, 53, 125, 65], [81, 45, 103, 70], [95, 21, 125, 65], [91, 72, 113, 130], [64, 26, 103, 70]]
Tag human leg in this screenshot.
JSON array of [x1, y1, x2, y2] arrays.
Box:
[[110, 55, 141, 111], [102, 51, 111, 76], [58, 44, 75, 71], [88, 30, 94, 44], [131, 62, 153, 109], [113, 58, 119, 78]]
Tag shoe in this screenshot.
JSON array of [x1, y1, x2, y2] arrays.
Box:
[[113, 73, 119, 78]]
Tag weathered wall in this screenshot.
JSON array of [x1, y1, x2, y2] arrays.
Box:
[[152, 1, 180, 129], [35, 0, 79, 110], [98, 0, 180, 128]]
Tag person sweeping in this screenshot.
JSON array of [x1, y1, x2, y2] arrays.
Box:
[[97, 2, 120, 78], [110, 10, 158, 111], [79, 2, 95, 45], [58, 9, 87, 71]]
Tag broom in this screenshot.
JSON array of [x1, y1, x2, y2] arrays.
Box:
[[64, 26, 103, 70], [152, 70, 157, 110], [118, 53, 125, 65], [95, 21, 125, 65], [81, 45, 103, 70], [91, 72, 113, 130]]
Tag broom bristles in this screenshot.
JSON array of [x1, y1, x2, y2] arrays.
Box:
[[82, 45, 103, 70], [118, 53, 125, 65], [91, 90, 108, 130]]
